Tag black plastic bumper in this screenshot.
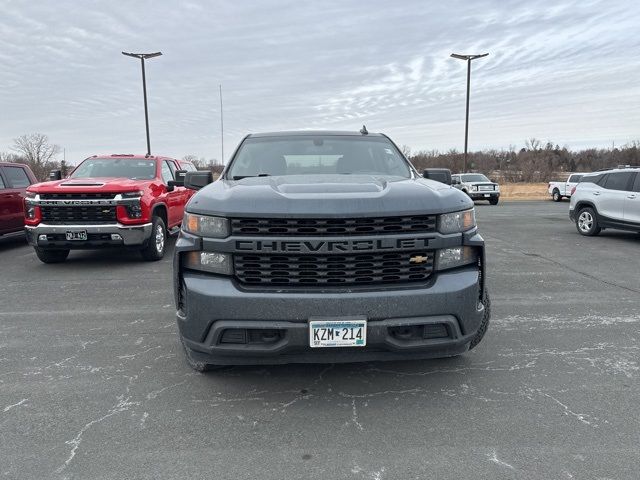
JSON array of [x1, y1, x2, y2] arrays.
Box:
[[177, 265, 486, 365], [469, 192, 500, 200]]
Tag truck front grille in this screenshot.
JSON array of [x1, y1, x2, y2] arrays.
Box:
[[230, 215, 437, 236], [40, 193, 117, 200], [234, 251, 435, 287], [40, 206, 117, 224]]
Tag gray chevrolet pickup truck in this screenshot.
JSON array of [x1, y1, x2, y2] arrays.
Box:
[[173, 131, 490, 370]]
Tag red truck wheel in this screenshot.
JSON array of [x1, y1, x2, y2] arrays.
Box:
[[140, 216, 166, 261]]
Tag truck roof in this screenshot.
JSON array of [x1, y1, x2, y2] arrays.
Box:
[[246, 131, 386, 138], [85, 154, 177, 160]]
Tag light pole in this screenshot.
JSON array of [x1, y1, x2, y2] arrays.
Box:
[[450, 52, 488, 172], [122, 51, 162, 156]]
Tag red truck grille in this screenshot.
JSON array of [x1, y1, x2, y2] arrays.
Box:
[[230, 215, 437, 236], [234, 251, 435, 287], [40, 206, 117, 224]]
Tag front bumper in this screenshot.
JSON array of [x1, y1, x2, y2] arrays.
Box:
[[25, 222, 152, 249], [177, 266, 486, 365], [469, 191, 500, 200]]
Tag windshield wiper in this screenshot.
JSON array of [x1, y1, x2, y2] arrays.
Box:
[[232, 173, 271, 180]]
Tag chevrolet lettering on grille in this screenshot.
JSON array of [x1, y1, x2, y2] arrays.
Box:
[[38, 199, 118, 206], [235, 238, 430, 253]]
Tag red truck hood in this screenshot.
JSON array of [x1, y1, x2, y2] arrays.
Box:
[[28, 177, 153, 194]]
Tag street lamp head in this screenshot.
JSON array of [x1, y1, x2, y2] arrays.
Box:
[[122, 51, 163, 59], [450, 53, 489, 61]]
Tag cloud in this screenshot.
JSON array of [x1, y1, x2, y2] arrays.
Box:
[[0, 0, 638, 164]]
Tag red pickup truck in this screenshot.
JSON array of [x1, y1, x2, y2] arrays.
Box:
[[0, 162, 38, 238], [24, 154, 196, 263]]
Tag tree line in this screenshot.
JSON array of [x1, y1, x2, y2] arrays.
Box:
[[407, 139, 640, 182], [3, 133, 639, 183]]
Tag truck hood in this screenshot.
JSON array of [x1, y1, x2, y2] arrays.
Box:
[[187, 175, 473, 217], [28, 177, 154, 194]]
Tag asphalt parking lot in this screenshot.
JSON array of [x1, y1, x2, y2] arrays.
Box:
[[1, 200, 639, 480]]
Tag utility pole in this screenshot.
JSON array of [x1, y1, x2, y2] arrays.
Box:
[[450, 52, 489, 172], [219, 84, 224, 163], [122, 51, 163, 156]]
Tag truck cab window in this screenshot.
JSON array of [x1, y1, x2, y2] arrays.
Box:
[[3, 166, 31, 188], [161, 161, 174, 184]]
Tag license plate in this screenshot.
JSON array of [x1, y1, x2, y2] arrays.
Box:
[[65, 230, 88, 241], [309, 320, 367, 348], [484, 194, 490, 197]]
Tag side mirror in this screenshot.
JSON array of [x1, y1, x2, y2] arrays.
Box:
[[167, 170, 187, 191], [49, 169, 62, 181], [490, 178, 496, 183], [451, 178, 461, 185], [422, 168, 452, 185], [184, 170, 214, 190]]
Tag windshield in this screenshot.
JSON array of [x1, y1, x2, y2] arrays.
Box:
[[227, 135, 412, 179], [462, 174, 490, 182], [71, 158, 157, 180]]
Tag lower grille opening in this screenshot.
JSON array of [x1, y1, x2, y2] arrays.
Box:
[[219, 328, 283, 345], [422, 323, 449, 339], [45, 233, 115, 242], [389, 323, 450, 341]]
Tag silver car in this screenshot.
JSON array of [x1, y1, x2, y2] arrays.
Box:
[[569, 166, 640, 236], [452, 173, 500, 205]]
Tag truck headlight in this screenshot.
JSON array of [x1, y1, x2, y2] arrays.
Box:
[[438, 209, 475, 234], [184, 251, 233, 275], [436, 246, 478, 270], [183, 213, 229, 238], [122, 191, 143, 198]]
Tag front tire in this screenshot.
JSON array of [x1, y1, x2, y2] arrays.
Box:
[[35, 248, 69, 264], [489, 197, 499, 205], [576, 207, 601, 236], [552, 189, 562, 202], [469, 292, 491, 350], [140, 216, 166, 261]]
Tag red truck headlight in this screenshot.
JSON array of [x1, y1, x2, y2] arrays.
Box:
[[24, 203, 41, 225]]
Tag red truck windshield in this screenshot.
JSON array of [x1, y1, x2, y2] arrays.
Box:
[[71, 158, 156, 180]]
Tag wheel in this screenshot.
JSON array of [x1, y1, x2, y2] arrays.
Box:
[[180, 337, 223, 372], [140, 216, 166, 261], [469, 291, 490, 350], [489, 197, 499, 205], [576, 207, 601, 236], [35, 248, 69, 264], [552, 189, 562, 202]]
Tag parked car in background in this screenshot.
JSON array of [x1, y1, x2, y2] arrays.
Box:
[[452, 173, 500, 205], [0, 162, 37, 238], [569, 166, 640, 236], [24, 154, 197, 263], [548, 172, 587, 202]]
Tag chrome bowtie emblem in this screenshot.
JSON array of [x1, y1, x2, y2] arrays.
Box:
[[409, 255, 428, 264]]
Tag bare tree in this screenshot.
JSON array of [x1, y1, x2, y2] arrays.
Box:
[[0, 152, 24, 163], [11, 133, 61, 180]]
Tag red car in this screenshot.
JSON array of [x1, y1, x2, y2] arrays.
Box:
[[24, 154, 197, 263], [0, 162, 38, 238]]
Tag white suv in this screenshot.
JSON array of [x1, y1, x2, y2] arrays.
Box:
[[569, 167, 640, 236]]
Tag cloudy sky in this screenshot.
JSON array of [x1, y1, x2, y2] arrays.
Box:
[[1, 0, 639, 164]]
